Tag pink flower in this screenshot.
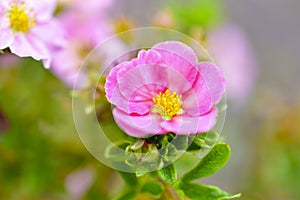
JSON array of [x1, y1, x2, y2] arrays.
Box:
[[0, 0, 64, 68], [207, 24, 257, 107], [50, 0, 113, 88], [105, 41, 225, 137]]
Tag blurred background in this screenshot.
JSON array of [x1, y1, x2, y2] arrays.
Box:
[[1, 0, 299, 199]]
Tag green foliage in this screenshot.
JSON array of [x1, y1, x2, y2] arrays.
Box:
[[114, 191, 137, 200], [141, 181, 164, 198], [158, 163, 177, 185], [181, 142, 231, 182], [118, 171, 138, 186], [179, 183, 241, 200], [168, 0, 223, 30]]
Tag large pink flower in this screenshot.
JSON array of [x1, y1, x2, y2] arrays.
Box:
[[0, 0, 64, 68], [105, 41, 225, 137]]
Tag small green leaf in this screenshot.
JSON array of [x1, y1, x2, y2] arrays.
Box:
[[141, 181, 164, 198], [181, 142, 231, 182], [118, 171, 138, 186], [114, 190, 137, 200], [158, 163, 177, 185], [180, 183, 241, 200]]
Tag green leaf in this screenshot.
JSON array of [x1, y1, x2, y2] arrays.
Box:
[[158, 163, 177, 185], [141, 181, 164, 198], [114, 190, 137, 200], [180, 183, 241, 200], [118, 171, 138, 186], [181, 143, 231, 182]]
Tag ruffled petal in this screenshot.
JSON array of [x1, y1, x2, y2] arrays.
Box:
[[113, 108, 164, 137], [198, 62, 226, 104], [153, 41, 198, 89], [182, 62, 225, 116], [118, 64, 194, 101], [160, 107, 218, 135], [0, 29, 14, 49], [9, 33, 49, 62]]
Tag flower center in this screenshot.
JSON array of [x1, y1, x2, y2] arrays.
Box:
[[8, 2, 35, 33], [151, 89, 184, 120]]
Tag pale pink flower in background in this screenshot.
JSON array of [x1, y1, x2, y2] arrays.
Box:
[[105, 41, 225, 137], [0, 0, 64, 68], [65, 167, 95, 200], [207, 24, 257, 108], [50, 0, 113, 88]]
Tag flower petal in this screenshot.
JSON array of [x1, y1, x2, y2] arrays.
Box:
[[182, 62, 225, 116], [9, 33, 49, 61], [31, 20, 66, 49], [153, 41, 198, 87], [26, 0, 57, 22], [113, 108, 164, 137], [198, 62, 226, 104], [161, 107, 218, 135], [0, 29, 14, 49], [118, 64, 194, 101]]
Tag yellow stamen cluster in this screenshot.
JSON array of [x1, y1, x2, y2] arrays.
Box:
[[152, 89, 184, 120], [8, 2, 35, 33]]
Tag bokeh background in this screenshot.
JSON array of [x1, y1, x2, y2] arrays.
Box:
[[1, 0, 299, 199]]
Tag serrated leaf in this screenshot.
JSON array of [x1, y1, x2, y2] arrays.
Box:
[[141, 181, 164, 198], [180, 183, 241, 200], [118, 171, 138, 186], [158, 163, 177, 185], [181, 143, 230, 182]]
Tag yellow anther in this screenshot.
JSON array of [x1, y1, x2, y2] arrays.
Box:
[[151, 89, 184, 120], [8, 2, 35, 33]]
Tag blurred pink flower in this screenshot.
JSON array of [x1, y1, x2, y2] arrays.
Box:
[[105, 41, 225, 137], [65, 167, 95, 200], [207, 24, 257, 107], [0, 0, 64, 68], [50, 0, 113, 88]]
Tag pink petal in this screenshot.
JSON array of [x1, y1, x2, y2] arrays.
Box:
[[0, 29, 14, 49], [153, 41, 198, 66], [118, 64, 194, 101], [109, 85, 154, 114], [161, 107, 218, 135], [198, 62, 226, 104], [153, 41, 198, 88], [26, 0, 57, 22], [105, 59, 167, 114], [113, 108, 164, 137], [31, 20, 66, 49], [10, 33, 49, 62], [182, 62, 225, 116]]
